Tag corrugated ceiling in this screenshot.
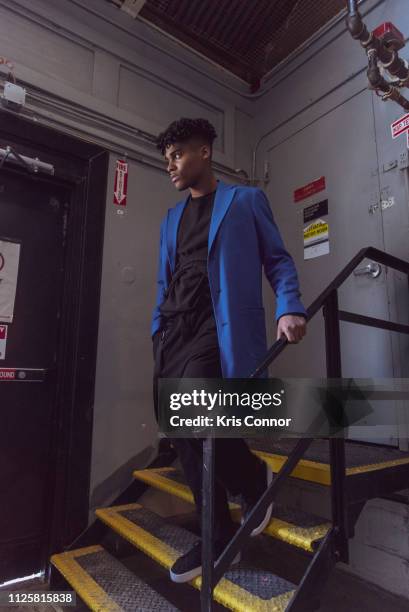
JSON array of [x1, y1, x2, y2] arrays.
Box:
[[108, 0, 346, 91]]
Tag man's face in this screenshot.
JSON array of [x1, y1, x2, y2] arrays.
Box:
[[164, 140, 210, 191]]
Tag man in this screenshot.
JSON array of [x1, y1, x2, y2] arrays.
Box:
[[152, 117, 307, 583]]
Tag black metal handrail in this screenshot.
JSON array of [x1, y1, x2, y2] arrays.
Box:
[[250, 246, 409, 379], [201, 246, 409, 611]]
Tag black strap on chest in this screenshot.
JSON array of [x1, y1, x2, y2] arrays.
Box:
[[162, 258, 208, 312]]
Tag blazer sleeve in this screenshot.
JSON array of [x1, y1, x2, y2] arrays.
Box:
[[151, 216, 168, 338], [250, 188, 307, 321]]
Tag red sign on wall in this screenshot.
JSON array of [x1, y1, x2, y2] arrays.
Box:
[[294, 176, 326, 203], [113, 159, 128, 206], [0, 325, 7, 360], [391, 113, 409, 139], [0, 368, 15, 380]]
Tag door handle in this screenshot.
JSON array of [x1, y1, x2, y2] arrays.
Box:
[[353, 262, 382, 278]]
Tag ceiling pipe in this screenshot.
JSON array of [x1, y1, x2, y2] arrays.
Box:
[[367, 48, 409, 110], [346, 0, 409, 108]]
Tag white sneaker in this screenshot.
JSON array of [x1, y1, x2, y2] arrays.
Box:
[[240, 461, 273, 536]]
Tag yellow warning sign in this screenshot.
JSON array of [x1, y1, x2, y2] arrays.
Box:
[[303, 220, 328, 241], [303, 212, 329, 260]]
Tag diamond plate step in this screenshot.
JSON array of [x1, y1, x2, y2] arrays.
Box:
[[96, 503, 296, 612], [133, 467, 330, 552], [247, 439, 409, 486], [50, 544, 179, 611]]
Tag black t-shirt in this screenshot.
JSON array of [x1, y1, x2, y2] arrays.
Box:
[[159, 189, 216, 317]]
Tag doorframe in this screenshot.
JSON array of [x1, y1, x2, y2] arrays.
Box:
[[0, 111, 109, 572]]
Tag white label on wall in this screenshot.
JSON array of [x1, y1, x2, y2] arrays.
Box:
[[0, 240, 21, 323], [303, 200, 330, 260]]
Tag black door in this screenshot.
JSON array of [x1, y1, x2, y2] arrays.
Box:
[[0, 167, 68, 582]]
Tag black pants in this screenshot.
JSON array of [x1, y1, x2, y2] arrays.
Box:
[[152, 308, 263, 543]]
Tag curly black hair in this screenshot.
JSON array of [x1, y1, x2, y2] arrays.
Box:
[[155, 117, 217, 156]]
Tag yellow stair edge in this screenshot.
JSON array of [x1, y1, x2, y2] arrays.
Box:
[[254, 449, 409, 482], [139, 448, 409, 494], [254, 451, 331, 485], [261, 516, 329, 551], [134, 467, 330, 552], [135, 466, 199, 506], [346, 456, 409, 476], [50, 545, 122, 612], [96, 503, 295, 612]]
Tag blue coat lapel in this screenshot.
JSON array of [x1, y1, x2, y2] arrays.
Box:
[[167, 179, 236, 272], [208, 180, 236, 257]]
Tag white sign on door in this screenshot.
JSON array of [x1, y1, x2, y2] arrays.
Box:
[[0, 325, 7, 359], [0, 240, 21, 323]]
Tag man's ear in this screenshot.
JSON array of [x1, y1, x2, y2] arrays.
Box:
[[201, 144, 211, 162]]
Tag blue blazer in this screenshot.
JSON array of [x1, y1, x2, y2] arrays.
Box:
[[152, 179, 307, 378]]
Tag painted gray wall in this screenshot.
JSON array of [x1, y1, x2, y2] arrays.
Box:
[[252, 0, 409, 444], [249, 0, 409, 594], [0, 0, 255, 515]]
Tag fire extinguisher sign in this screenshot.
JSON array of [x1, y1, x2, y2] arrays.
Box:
[[113, 159, 128, 206]]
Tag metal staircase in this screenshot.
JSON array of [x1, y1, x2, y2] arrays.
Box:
[[49, 247, 409, 611]]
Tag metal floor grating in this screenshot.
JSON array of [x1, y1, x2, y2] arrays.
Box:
[[51, 545, 179, 611], [96, 503, 296, 610], [118, 505, 297, 599], [247, 438, 409, 468], [133, 466, 331, 551], [155, 467, 327, 528]]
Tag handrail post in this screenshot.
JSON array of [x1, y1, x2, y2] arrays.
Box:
[[323, 289, 349, 563], [201, 436, 215, 611], [196, 249, 409, 604]]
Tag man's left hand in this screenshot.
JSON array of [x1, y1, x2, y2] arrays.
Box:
[[276, 314, 307, 343]]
